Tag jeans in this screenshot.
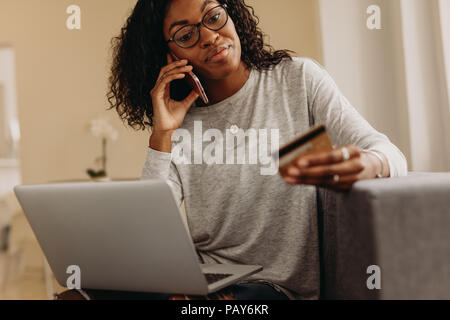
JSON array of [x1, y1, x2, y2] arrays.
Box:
[[79, 282, 289, 300]]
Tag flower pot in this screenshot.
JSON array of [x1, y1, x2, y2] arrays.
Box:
[[91, 176, 111, 182]]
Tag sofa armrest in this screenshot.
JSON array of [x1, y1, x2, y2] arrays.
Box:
[[317, 172, 450, 299]]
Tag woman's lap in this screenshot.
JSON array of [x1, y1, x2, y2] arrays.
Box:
[[227, 282, 289, 300], [57, 282, 289, 300]]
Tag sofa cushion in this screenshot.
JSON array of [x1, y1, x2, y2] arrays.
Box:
[[317, 172, 450, 299]]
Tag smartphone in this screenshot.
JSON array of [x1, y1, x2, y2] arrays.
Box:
[[171, 53, 209, 104]]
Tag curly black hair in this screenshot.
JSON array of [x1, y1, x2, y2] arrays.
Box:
[[107, 0, 293, 131]]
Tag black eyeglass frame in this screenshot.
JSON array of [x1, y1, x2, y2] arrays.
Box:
[[167, 4, 229, 49]]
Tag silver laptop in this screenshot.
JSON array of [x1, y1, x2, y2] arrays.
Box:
[[14, 180, 262, 296]]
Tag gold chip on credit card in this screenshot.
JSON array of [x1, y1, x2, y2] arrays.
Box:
[[272, 124, 334, 169]]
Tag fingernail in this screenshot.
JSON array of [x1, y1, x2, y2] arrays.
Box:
[[298, 159, 308, 167], [288, 167, 301, 176], [284, 176, 295, 184]]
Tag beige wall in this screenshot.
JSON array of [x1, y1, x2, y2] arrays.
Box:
[[0, 0, 322, 184], [247, 0, 323, 62], [318, 0, 412, 169], [317, 0, 450, 172]]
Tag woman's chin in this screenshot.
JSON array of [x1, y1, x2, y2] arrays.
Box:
[[202, 61, 242, 80]]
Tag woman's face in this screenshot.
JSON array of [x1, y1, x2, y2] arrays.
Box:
[[163, 0, 243, 80]]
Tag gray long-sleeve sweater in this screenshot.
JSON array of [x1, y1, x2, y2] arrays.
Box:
[[141, 57, 408, 299]]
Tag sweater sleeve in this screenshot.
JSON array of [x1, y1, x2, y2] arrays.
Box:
[[141, 147, 184, 208], [305, 59, 408, 177]]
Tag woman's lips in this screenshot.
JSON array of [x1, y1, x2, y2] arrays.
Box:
[[207, 46, 231, 63]]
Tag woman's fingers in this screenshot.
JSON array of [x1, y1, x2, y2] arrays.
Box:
[[294, 145, 361, 168], [152, 65, 193, 100], [183, 89, 200, 107], [155, 65, 191, 88], [156, 73, 186, 90], [149, 54, 199, 134], [299, 173, 360, 185], [158, 59, 188, 79], [289, 157, 364, 179], [160, 65, 193, 82], [279, 145, 367, 191], [152, 65, 192, 95], [282, 173, 358, 192]]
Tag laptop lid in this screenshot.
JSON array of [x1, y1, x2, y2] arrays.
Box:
[[14, 180, 211, 295]]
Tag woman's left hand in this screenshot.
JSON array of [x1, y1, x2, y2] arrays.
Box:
[[279, 145, 378, 192]]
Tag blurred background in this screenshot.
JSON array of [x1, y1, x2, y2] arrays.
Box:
[[0, 0, 449, 299]]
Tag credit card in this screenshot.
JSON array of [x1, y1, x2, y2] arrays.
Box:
[[272, 124, 334, 169]]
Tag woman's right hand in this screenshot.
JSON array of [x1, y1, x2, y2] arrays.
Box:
[[150, 53, 200, 133]]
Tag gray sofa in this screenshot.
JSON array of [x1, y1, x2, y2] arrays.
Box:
[[317, 172, 450, 299]]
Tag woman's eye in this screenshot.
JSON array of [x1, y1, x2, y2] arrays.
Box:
[[177, 31, 194, 42], [207, 13, 221, 24]]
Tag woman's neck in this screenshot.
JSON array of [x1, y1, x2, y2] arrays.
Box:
[[202, 62, 250, 105]]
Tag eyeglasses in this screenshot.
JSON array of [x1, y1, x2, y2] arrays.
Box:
[[167, 4, 229, 49]]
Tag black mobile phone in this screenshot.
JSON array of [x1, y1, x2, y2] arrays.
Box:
[[171, 53, 209, 104]]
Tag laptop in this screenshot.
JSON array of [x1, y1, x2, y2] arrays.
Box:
[[14, 179, 263, 296]]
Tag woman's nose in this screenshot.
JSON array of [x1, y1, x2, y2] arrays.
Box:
[[199, 27, 220, 48]]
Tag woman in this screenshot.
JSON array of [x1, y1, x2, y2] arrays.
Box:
[[106, 0, 408, 300]]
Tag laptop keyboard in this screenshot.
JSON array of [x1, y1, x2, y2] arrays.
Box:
[[204, 273, 233, 284]]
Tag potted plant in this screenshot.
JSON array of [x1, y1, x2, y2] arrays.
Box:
[[86, 118, 118, 181]]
